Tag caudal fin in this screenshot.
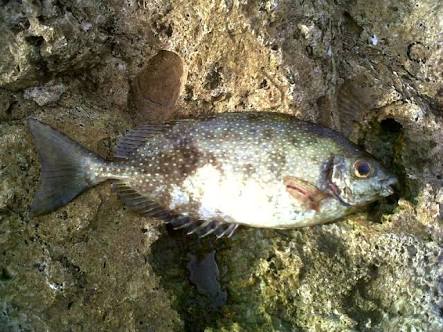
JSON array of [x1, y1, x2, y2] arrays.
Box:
[[28, 118, 106, 216]]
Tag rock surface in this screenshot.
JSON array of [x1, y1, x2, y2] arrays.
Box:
[[0, 0, 442, 331]]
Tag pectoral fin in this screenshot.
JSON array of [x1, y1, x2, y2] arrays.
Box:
[[283, 176, 329, 211]]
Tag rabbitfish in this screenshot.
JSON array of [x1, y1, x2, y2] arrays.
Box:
[[28, 112, 397, 238]]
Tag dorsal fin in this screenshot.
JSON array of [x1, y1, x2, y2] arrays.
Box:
[[114, 124, 173, 159], [114, 118, 197, 159]]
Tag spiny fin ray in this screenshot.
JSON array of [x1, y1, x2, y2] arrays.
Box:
[[114, 119, 195, 159], [112, 182, 172, 219], [168, 217, 238, 238], [114, 124, 173, 159]]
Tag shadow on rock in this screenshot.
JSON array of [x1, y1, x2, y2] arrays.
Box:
[[148, 225, 230, 332]]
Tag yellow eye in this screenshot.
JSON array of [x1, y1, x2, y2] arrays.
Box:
[[353, 160, 372, 178]]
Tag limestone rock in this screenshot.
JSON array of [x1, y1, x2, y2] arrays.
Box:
[[24, 81, 65, 106], [0, 0, 442, 331]]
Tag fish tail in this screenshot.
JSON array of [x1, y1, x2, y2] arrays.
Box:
[[28, 118, 107, 216]]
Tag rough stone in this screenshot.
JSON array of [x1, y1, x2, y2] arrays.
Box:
[[131, 50, 187, 123], [0, 0, 113, 90], [0, 0, 442, 331], [24, 81, 65, 106]]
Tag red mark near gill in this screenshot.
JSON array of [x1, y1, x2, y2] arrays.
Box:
[[283, 176, 329, 212]]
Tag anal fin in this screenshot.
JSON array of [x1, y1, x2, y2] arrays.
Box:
[[216, 224, 238, 238], [113, 182, 171, 219], [168, 217, 238, 239], [114, 182, 240, 238]]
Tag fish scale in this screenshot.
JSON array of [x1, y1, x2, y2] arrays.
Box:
[[28, 112, 397, 238]]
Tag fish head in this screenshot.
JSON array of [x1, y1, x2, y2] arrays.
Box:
[[327, 154, 398, 207]]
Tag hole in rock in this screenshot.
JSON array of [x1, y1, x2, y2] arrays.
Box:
[[380, 118, 402, 133]]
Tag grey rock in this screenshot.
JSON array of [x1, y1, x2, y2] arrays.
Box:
[[23, 81, 65, 106]]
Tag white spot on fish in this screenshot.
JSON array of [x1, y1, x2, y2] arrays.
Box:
[[151, 184, 166, 197]]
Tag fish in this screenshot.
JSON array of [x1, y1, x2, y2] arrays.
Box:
[[27, 112, 398, 238]]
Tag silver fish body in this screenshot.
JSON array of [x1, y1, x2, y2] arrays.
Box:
[[28, 112, 397, 237]]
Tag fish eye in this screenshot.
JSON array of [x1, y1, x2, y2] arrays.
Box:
[[353, 160, 372, 178]]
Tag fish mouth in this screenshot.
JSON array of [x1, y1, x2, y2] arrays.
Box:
[[380, 175, 398, 197]]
